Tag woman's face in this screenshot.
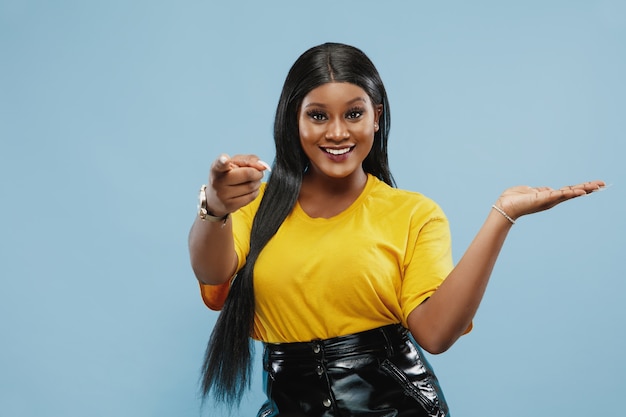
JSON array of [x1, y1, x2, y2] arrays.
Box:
[[298, 82, 382, 181]]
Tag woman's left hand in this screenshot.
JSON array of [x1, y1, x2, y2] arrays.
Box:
[[495, 180, 606, 221]]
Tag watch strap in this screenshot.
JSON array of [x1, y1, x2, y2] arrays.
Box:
[[198, 185, 230, 224]]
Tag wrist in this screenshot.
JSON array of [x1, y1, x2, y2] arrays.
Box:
[[491, 204, 515, 225], [198, 185, 230, 224]]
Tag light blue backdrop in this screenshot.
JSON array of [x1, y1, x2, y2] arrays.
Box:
[[1, 1, 624, 416]]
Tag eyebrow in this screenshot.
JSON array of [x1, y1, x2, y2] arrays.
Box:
[[303, 97, 368, 108]]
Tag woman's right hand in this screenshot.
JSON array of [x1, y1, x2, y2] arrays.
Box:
[[205, 154, 271, 217]]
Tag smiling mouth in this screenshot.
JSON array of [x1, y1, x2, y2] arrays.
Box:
[[321, 146, 354, 155]]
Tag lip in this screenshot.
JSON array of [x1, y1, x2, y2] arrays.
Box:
[[320, 145, 355, 161]]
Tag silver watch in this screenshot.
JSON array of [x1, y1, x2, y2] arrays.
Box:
[[198, 185, 230, 223]]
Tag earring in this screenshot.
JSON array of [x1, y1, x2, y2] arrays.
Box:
[[374, 122, 379, 130]]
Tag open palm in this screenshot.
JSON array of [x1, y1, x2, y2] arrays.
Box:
[[496, 180, 605, 221]]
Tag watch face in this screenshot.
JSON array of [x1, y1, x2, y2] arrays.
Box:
[[198, 186, 207, 215]]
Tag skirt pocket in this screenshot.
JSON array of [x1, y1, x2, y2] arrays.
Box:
[[379, 357, 448, 417]]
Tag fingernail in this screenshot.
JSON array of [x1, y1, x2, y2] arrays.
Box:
[[591, 183, 611, 193], [219, 155, 228, 164], [258, 160, 272, 172]]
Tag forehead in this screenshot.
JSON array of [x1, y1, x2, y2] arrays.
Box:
[[301, 82, 371, 106]]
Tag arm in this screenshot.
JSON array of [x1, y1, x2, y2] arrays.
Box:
[[188, 154, 268, 285], [407, 180, 605, 354]]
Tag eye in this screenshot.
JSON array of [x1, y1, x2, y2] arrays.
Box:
[[346, 107, 365, 119], [306, 110, 327, 121]]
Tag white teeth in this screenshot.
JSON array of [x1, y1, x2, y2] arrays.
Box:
[[324, 147, 351, 155]]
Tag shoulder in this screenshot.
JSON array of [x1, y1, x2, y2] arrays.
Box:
[[367, 176, 446, 221]]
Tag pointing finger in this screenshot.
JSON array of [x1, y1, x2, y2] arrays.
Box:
[[213, 154, 233, 173], [229, 155, 272, 173]]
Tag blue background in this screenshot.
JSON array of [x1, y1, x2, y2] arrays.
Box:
[[1, 1, 624, 416]]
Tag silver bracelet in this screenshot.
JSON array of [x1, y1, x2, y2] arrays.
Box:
[[491, 204, 515, 225]]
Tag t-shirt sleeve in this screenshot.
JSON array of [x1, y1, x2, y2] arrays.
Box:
[[400, 205, 454, 322], [198, 186, 262, 311], [400, 203, 473, 334]]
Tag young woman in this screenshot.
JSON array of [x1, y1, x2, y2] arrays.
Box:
[[188, 42, 604, 416]]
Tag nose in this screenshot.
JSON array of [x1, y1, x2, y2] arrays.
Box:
[[325, 118, 350, 141]]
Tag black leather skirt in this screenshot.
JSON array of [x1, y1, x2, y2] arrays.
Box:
[[256, 324, 449, 417]]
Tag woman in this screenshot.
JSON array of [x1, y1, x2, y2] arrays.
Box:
[[188, 43, 604, 416]]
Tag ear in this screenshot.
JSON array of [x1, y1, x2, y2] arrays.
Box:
[[374, 104, 383, 131]]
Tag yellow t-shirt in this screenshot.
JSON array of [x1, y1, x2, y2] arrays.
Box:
[[200, 175, 455, 343]]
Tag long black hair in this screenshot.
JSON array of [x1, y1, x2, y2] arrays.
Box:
[[200, 42, 395, 406]]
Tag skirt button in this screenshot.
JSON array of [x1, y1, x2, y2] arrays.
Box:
[[322, 398, 331, 408]]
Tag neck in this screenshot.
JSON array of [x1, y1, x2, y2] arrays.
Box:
[[303, 168, 368, 195], [298, 168, 369, 219]]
